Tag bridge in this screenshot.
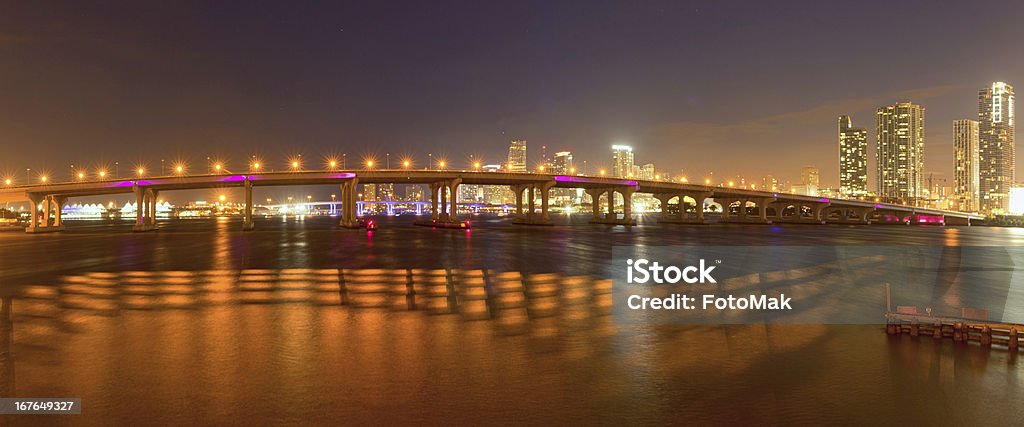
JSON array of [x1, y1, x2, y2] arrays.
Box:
[[0, 170, 984, 232]]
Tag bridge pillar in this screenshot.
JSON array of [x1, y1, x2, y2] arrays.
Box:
[[340, 178, 361, 228], [511, 185, 524, 219], [606, 189, 614, 219], [132, 187, 157, 232], [810, 204, 828, 223], [654, 193, 673, 221], [51, 196, 67, 228], [42, 196, 51, 227], [242, 179, 254, 231], [527, 185, 536, 221], [428, 182, 440, 221], [584, 188, 602, 221], [693, 193, 707, 222], [132, 187, 151, 232], [854, 207, 873, 224], [146, 188, 159, 229], [754, 197, 773, 223], [539, 181, 554, 223], [439, 183, 448, 220], [25, 194, 66, 233], [24, 194, 42, 232], [448, 178, 461, 223], [622, 187, 634, 226]]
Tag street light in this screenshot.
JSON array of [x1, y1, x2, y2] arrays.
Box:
[[137, 168, 145, 177], [77, 172, 85, 180], [99, 170, 107, 178], [40, 175, 48, 183], [3, 178, 10, 186], [473, 162, 481, 170], [366, 160, 374, 169], [438, 160, 446, 169], [214, 163, 222, 173], [251, 161, 261, 171], [402, 159, 411, 169], [175, 164, 185, 175]]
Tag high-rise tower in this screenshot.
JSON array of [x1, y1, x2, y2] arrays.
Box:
[[876, 102, 925, 202], [979, 82, 1015, 214]]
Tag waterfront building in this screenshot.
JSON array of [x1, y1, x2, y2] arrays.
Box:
[[979, 82, 1015, 214], [876, 102, 925, 202], [839, 115, 869, 197], [612, 145, 634, 178], [953, 119, 980, 212], [507, 140, 527, 172]]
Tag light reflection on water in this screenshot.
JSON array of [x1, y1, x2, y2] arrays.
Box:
[[0, 216, 1023, 424]]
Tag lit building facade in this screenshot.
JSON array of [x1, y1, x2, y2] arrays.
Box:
[[507, 140, 527, 172], [979, 82, 1015, 214], [551, 151, 573, 174], [953, 119, 980, 212], [838, 115, 868, 197], [482, 164, 512, 205], [876, 102, 925, 202], [638, 164, 655, 180], [612, 145, 634, 178]]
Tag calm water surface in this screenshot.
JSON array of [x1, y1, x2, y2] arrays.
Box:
[[1, 215, 1023, 425]]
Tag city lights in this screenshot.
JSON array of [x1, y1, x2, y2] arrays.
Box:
[[3, 178, 10, 186]]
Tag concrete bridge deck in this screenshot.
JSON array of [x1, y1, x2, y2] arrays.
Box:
[[0, 170, 984, 232]]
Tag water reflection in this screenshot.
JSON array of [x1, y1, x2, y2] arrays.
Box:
[[1, 218, 1024, 423]]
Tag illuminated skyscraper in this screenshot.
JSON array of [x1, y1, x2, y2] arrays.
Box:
[[801, 166, 820, 188], [953, 119, 980, 212], [551, 151, 573, 174], [611, 145, 634, 178], [876, 102, 925, 202], [838, 115, 868, 197], [979, 82, 1015, 214], [507, 140, 527, 172]]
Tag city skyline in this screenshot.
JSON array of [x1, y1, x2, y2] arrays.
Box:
[[3, 2, 1024, 190]]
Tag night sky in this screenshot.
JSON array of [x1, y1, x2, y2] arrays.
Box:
[[3, 1, 1023, 197]]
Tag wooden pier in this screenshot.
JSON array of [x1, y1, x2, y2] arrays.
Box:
[[885, 312, 1022, 350]]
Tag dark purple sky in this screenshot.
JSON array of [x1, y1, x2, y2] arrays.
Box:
[[2, 0, 1022, 192]]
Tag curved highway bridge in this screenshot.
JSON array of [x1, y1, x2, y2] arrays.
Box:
[[0, 170, 984, 233]]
